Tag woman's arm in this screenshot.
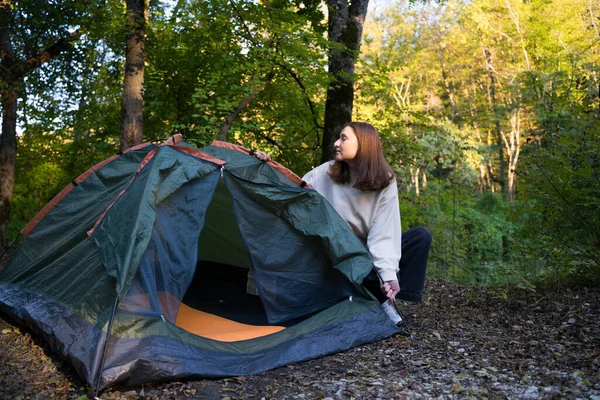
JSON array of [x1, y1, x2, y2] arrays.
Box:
[[368, 182, 403, 301]]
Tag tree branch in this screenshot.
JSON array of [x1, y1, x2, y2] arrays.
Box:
[[219, 69, 276, 142], [276, 62, 323, 131], [1, 29, 82, 83], [23, 29, 81, 75]]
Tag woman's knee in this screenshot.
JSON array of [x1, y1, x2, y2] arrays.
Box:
[[412, 226, 432, 247]]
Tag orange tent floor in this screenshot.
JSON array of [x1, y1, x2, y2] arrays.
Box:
[[175, 302, 285, 342]]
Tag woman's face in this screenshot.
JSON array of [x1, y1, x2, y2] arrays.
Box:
[[334, 126, 359, 163]]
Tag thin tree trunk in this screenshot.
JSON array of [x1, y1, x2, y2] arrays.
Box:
[[483, 47, 506, 197], [321, 0, 369, 164], [503, 0, 531, 71], [120, 0, 147, 151], [440, 63, 457, 121], [428, 18, 456, 121], [478, 164, 486, 192], [503, 107, 521, 202], [410, 165, 420, 197]]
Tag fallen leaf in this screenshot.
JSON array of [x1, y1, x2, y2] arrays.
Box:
[[450, 381, 464, 393]]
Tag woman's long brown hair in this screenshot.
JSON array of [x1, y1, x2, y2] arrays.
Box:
[[328, 122, 395, 191]]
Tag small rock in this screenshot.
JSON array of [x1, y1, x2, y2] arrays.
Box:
[[449, 341, 460, 347], [522, 386, 539, 399], [542, 386, 560, 393], [474, 369, 490, 378], [568, 318, 576, 324], [550, 343, 565, 353], [492, 383, 510, 391], [571, 370, 584, 380]]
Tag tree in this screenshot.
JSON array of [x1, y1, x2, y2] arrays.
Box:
[[152, 0, 328, 172], [321, 0, 369, 163], [120, 0, 148, 150], [0, 0, 82, 249]]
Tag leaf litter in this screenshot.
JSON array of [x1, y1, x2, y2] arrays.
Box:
[[1, 279, 599, 399]]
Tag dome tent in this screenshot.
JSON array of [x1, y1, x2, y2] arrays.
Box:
[[0, 135, 399, 393]]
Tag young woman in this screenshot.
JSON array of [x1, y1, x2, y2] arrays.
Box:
[[254, 122, 431, 303]]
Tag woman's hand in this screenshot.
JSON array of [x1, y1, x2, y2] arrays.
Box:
[[253, 151, 271, 162], [381, 280, 400, 301]]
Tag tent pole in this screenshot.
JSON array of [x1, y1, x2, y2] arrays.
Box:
[[0, 233, 20, 262], [92, 296, 119, 398]]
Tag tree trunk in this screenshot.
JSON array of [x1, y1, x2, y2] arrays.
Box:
[[120, 0, 147, 151], [0, 0, 81, 248], [503, 107, 521, 202], [0, 90, 17, 250], [0, 1, 17, 249], [439, 62, 456, 122], [321, 0, 369, 164], [483, 47, 506, 197], [428, 16, 456, 122], [410, 165, 420, 197]]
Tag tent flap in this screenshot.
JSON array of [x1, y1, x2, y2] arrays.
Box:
[[120, 173, 220, 322], [92, 146, 220, 298], [225, 173, 372, 324]]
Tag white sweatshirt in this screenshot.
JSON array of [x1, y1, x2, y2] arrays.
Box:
[[302, 162, 402, 282]]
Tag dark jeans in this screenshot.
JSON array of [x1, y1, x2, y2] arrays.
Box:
[[364, 227, 432, 303]]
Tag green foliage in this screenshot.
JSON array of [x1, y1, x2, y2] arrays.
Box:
[[7, 162, 70, 237], [6, 0, 600, 289], [356, 0, 600, 286], [400, 178, 515, 284], [515, 124, 600, 283]]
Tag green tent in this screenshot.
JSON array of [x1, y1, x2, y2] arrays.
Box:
[[0, 136, 399, 392]]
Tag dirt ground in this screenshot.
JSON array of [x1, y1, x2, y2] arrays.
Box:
[[1, 279, 599, 399]]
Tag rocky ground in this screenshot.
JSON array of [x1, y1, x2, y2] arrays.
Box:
[[1, 280, 599, 399]]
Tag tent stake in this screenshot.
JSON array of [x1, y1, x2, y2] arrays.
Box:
[[390, 299, 414, 340], [372, 269, 414, 339], [92, 296, 119, 398]]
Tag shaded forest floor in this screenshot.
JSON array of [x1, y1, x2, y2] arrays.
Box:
[[1, 279, 599, 399]]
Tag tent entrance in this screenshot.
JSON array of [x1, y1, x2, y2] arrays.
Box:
[[177, 179, 287, 341], [178, 261, 285, 341]]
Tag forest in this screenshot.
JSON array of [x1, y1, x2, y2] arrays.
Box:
[[1, 0, 599, 286], [1, 1, 599, 398]]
